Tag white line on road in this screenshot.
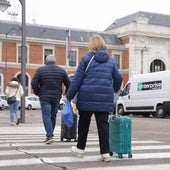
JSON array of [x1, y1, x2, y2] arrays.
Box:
[[78, 164, 170, 170], [0, 144, 170, 156], [0, 140, 163, 147], [0, 152, 170, 167]]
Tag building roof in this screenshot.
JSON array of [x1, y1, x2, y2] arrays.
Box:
[[105, 11, 170, 31], [0, 20, 122, 46]]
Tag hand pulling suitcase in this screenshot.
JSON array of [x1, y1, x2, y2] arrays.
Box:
[[60, 113, 77, 142], [109, 113, 132, 158]]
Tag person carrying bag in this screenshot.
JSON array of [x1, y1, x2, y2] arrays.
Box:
[[62, 100, 74, 128], [5, 77, 24, 126], [7, 88, 19, 105]]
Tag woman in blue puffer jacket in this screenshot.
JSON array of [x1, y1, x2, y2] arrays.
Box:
[[66, 34, 122, 161]]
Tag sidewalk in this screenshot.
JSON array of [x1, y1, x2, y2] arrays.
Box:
[[0, 109, 61, 135]]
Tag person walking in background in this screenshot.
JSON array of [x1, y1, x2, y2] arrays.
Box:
[[31, 54, 70, 144], [5, 77, 24, 126], [66, 35, 122, 161]]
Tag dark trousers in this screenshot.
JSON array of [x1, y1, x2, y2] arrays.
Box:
[[77, 111, 110, 154]]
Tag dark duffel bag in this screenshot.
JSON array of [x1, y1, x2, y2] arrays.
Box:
[[7, 96, 17, 104], [60, 113, 77, 142]]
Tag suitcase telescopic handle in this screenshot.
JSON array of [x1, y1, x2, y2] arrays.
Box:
[[115, 103, 119, 117]]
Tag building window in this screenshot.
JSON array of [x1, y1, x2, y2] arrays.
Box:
[[113, 54, 120, 69], [18, 46, 27, 63], [150, 59, 165, 72], [44, 48, 53, 64], [69, 51, 77, 66]]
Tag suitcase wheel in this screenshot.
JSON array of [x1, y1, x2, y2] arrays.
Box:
[[118, 154, 123, 158], [128, 153, 132, 158], [60, 137, 63, 141]]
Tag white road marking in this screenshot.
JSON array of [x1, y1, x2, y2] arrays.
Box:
[[0, 140, 162, 147], [0, 158, 42, 167], [0, 144, 170, 156], [0, 133, 169, 168], [0, 153, 170, 167], [78, 164, 170, 170]]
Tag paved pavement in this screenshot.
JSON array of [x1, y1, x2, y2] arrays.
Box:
[[0, 109, 63, 142], [0, 109, 65, 170], [1, 109, 170, 170]]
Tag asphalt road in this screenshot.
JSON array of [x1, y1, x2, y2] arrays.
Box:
[[0, 109, 170, 170]]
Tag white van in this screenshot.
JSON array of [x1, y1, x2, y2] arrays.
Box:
[[117, 70, 170, 118]]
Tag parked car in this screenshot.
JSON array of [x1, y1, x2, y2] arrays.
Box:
[[25, 96, 41, 110], [59, 96, 66, 110], [0, 94, 8, 110]]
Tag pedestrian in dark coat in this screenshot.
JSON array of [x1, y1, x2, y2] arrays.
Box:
[[31, 54, 70, 144], [66, 34, 122, 161]]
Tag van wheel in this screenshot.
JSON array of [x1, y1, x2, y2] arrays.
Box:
[[59, 104, 63, 110], [0, 104, 5, 110], [156, 105, 166, 118], [118, 105, 124, 116], [151, 112, 156, 117], [27, 105, 32, 110]]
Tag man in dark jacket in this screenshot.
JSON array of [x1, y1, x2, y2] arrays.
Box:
[[31, 54, 70, 144]]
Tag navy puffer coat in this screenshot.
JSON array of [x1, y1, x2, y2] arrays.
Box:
[[66, 49, 122, 112], [31, 61, 70, 99]]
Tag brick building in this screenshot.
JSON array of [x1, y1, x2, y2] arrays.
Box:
[[0, 21, 124, 95], [0, 11, 170, 95]]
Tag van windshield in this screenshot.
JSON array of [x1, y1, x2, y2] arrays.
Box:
[[121, 83, 130, 96]]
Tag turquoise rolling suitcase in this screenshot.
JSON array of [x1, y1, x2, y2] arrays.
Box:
[[109, 114, 132, 158]]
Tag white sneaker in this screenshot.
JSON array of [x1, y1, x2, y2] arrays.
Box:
[[71, 146, 84, 158], [98, 153, 112, 162]]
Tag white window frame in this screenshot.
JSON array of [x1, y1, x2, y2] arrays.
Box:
[[43, 46, 54, 64], [112, 52, 122, 69], [69, 48, 78, 67], [17, 43, 29, 63]]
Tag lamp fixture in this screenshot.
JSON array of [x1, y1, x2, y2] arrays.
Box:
[[0, 0, 11, 12]]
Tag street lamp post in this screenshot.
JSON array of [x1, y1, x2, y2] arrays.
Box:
[[5, 24, 21, 87], [19, 0, 26, 123], [65, 29, 71, 73], [0, 0, 26, 123]]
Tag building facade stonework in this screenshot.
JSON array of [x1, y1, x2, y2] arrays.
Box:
[[0, 11, 170, 94], [106, 11, 170, 82]]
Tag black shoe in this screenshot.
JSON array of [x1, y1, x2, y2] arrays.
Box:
[[16, 119, 20, 125], [44, 137, 54, 144]]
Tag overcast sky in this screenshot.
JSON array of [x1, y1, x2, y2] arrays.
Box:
[[0, 0, 170, 31]]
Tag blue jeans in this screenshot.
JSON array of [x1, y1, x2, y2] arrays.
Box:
[[9, 101, 20, 123], [40, 98, 60, 137]]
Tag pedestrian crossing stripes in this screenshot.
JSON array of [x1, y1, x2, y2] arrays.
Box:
[[0, 134, 170, 169], [79, 164, 170, 170]]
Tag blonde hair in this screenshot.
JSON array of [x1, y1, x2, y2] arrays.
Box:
[[88, 34, 106, 52]]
